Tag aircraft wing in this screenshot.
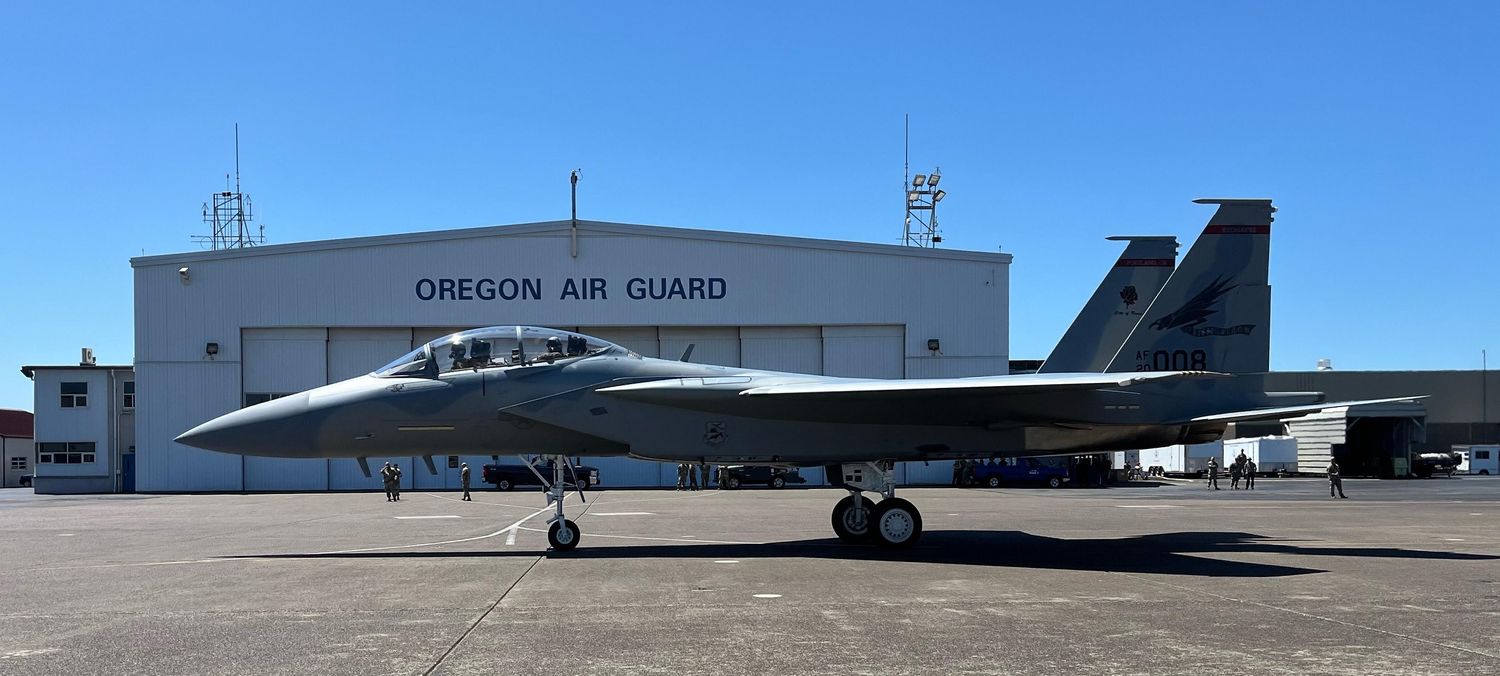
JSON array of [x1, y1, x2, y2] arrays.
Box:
[[1183, 396, 1428, 424], [596, 371, 1224, 401]]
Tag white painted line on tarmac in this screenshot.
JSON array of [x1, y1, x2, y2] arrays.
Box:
[[1116, 505, 1181, 509], [714, 560, 740, 564], [753, 594, 782, 599], [57, 533, 75, 536], [514, 526, 753, 545], [590, 512, 655, 516], [395, 515, 462, 520]]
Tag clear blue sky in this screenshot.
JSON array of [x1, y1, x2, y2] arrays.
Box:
[[2, 1, 1497, 411]]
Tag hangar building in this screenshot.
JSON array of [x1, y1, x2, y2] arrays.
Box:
[[127, 220, 1012, 492]]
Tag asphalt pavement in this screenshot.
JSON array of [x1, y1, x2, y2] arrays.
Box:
[[1, 476, 1498, 675]]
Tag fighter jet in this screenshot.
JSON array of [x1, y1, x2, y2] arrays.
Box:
[[177, 198, 1418, 551]]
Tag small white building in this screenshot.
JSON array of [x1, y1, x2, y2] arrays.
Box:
[[128, 219, 1013, 492], [0, 409, 35, 488], [20, 358, 135, 494]]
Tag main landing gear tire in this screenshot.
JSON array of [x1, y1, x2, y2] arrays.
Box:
[[831, 495, 877, 543], [548, 519, 581, 551], [871, 498, 923, 548]]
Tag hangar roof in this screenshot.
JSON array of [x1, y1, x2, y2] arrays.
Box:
[[130, 219, 1013, 268]]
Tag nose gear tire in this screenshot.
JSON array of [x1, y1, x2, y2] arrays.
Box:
[[548, 519, 581, 551]]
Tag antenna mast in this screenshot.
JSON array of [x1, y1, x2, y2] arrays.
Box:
[[194, 123, 266, 250]]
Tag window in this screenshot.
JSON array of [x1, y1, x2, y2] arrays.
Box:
[[37, 442, 96, 464], [9, 457, 24, 470], [60, 381, 88, 408], [123, 381, 135, 409], [244, 392, 291, 407], [1478, 450, 1492, 460]]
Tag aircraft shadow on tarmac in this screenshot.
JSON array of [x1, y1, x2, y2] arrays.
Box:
[[227, 530, 1497, 578]]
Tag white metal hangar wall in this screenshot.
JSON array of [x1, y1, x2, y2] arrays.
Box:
[[130, 220, 1012, 492]]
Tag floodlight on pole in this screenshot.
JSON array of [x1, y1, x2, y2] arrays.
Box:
[[907, 191, 921, 202], [926, 173, 941, 188], [912, 174, 927, 187], [933, 190, 946, 203]]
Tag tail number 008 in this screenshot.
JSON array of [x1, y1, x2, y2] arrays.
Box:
[[1136, 349, 1208, 371]]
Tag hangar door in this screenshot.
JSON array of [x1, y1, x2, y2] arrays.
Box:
[[242, 328, 328, 491]]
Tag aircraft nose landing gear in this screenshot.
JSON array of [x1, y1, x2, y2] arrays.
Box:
[[827, 462, 923, 548]]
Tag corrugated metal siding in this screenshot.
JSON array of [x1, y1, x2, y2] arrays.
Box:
[[1287, 408, 1348, 470], [659, 326, 740, 367], [741, 326, 821, 373], [135, 362, 242, 492], [822, 325, 903, 378]]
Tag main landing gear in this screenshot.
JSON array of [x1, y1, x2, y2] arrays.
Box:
[[826, 461, 923, 548]]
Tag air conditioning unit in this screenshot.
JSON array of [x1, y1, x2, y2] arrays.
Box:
[[81, 347, 96, 366]]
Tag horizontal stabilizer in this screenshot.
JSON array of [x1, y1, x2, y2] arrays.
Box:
[[1186, 396, 1428, 424]]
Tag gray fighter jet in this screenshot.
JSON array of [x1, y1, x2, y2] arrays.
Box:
[[177, 198, 1418, 550]]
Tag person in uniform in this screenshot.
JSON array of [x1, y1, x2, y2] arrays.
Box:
[[391, 464, 403, 501], [536, 336, 567, 364], [962, 460, 976, 487], [460, 462, 472, 501], [1205, 458, 1220, 490], [1229, 459, 1243, 489], [381, 462, 395, 502], [1244, 459, 1257, 490], [698, 462, 710, 489], [676, 462, 689, 490], [688, 461, 699, 491], [1328, 459, 1347, 498], [952, 460, 964, 486]]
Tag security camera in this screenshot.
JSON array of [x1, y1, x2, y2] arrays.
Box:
[[178, 266, 190, 282]]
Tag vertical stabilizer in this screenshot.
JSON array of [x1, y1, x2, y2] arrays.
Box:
[[1039, 236, 1178, 373], [1105, 199, 1274, 374]]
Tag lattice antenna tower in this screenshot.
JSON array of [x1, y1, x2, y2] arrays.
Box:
[[194, 123, 266, 250], [902, 114, 945, 247]]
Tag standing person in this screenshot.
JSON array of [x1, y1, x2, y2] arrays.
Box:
[[962, 460, 976, 487], [699, 462, 710, 490], [391, 464, 403, 501], [688, 461, 699, 491], [952, 460, 963, 486], [1206, 458, 1220, 490], [1230, 460, 1242, 489], [676, 462, 688, 491], [460, 462, 472, 501], [1328, 459, 1347, 498], [1245, 459, 1257, 490], [381, 462, 395, 502]]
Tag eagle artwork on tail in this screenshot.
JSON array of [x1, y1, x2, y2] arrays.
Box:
[[1150, 275, 1238, 333]]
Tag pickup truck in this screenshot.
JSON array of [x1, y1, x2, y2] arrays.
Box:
[[719, 465, 806, 489], [482, 459, 600, 491], [972, 459, 1070, 488]]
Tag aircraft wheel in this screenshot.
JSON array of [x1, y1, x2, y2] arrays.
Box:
[[830, 495, 877, 543], [727, 476, 741, 490], [871, 498, 923, 548], [548, 519, 581, 551], [986, 476, 1001, 488], [497, 478, 513, 491], [771, 476, 786, 489], [1047, 477, 1063, 489]]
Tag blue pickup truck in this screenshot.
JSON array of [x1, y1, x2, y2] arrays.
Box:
[[972, 458, 1070, 488]]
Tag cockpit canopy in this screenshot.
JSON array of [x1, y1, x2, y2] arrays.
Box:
[[373, 326, 629, 378]]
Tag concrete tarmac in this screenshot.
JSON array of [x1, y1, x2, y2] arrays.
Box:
[[2, 477, 1498, 675]]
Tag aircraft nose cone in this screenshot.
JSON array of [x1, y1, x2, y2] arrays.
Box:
[[175, 393, 312, 456]]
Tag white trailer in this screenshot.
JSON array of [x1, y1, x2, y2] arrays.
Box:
[[1452, 445, 1499, 475], [1224, 436, 1299, 475], [1139, 441, 1223, 477]]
